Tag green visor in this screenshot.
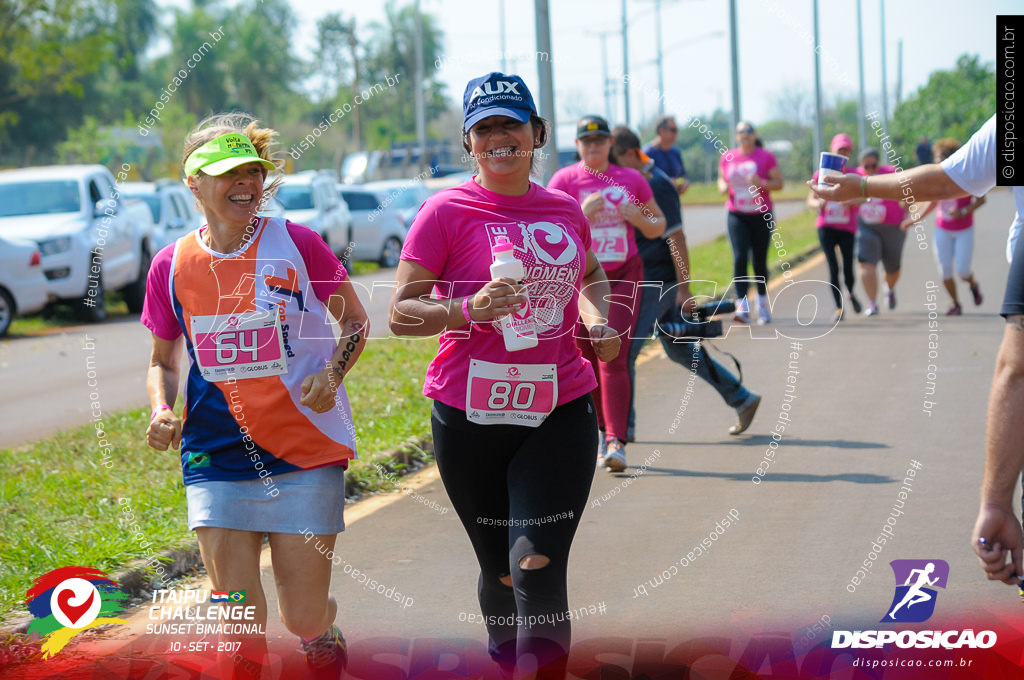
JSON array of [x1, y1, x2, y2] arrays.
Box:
[[184, 133, 276, 176]]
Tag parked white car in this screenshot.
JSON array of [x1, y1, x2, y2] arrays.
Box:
[[0, 235, 48, 336], [121, 179, 203, 251], [0, 165, 156, 322], [277, 172, 352, 258], [361, 179, 433, 227], [338, 187, 408, 268]]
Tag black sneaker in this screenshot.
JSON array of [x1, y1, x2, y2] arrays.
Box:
[[301, 625, 348, 678], [848, 294, 862, 314]]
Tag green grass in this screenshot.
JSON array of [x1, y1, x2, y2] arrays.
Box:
[[687, 208, 818, 298], [0, 209, 820, 621], [8, 296, 130, 337], [681, 181, 811, 205]]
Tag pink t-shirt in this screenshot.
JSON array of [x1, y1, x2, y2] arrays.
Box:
[[854, 165, 905, 226], [811, 169, 858, 233], [720, 147, 779, 214], [400, 178, 598, 412], [935, 196, 974, 231], [142, 220, 347, 341], [547, 161, 652, 276]]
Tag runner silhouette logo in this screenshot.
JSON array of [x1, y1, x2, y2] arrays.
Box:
[[881, 559, 949, 623]]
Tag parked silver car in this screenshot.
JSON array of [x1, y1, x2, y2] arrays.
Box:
[[0, 235, 48, 336], [360, 179, 433, 227], [277, 172, 352, 257], [121, 180, 203, 251], [338, 187, 408, 268]]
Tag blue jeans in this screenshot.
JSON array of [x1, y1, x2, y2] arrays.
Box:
[[626, 283, 752, 434]]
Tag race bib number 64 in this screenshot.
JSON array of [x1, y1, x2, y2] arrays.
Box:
[[466, 360, 557, 427], [191, 310, 287, 382]]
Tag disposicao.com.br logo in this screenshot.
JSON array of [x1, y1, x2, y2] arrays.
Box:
[[832, 559, 997, 650], [26, 566, 130, 658]]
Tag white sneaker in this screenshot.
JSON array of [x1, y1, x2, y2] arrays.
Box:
[[756, 294, 771, 325], [733, 296, 750, 324]]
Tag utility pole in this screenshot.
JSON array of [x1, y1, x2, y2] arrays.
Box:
[[896, 38, 903, 104], [880, 0, 889, 131], [622, 0, 630, 125], [499, 0, 507, 72], [856, 0, 866, 149], [534, 0, 557, 182], [655, 0, 664, 115], [812, 0, 823, 161], [728, 0, 741, 131], [414, 0, 426, 161]]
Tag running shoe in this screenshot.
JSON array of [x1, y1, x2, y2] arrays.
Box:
[[301, 625, 348, 678], [946, 303, 962, 316], [604, 440, 627, 472], [886, 289, 897, 310], [847, 294, 863, 314], [833, 308, 844, 322], [729, 393, 761, 435], [970, 282, 983, 306], [733, 296, 750, 324], [756, 294, 771, 325], [864, 302, 879, 317], [597, 433, 608, 467]]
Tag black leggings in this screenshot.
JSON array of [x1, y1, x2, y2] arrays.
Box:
[[432, 394, 597, 678], [727, 211, 770, 296], [818, 227, 857, 307]]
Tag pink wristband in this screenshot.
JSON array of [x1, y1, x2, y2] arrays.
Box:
[[462, 296, 474, 325], [150, 405, 172, 421]]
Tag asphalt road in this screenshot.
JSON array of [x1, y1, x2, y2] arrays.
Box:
[[88, 189, 1019, 674], [0, 200, 801, 448]]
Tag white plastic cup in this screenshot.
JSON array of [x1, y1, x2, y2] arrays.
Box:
[[817, 152, 849, 187]]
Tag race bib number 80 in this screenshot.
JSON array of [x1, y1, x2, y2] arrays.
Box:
[[467, 360, 557, 427], [191, 310, 287, 382]]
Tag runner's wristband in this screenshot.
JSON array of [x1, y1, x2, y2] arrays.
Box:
[[462, 296, 474, 325], [150, 405, 172, 421]]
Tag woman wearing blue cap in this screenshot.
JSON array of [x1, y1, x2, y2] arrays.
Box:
[[390, 72, 618, 678], [142, 113, 367, 678]]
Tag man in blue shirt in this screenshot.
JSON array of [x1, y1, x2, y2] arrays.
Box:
[[644, 115, 689, 195]]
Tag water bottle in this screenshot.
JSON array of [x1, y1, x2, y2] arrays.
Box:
[[489, 236, 538, 351]]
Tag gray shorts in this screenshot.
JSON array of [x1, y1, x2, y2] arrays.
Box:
[[856, 220, 907, 273], [186, 464, 346, 534]]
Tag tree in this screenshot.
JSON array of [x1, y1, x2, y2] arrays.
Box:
[[221, 0, 301, 117], [0, 0, 112, 161], [891, 54, 995, 166]]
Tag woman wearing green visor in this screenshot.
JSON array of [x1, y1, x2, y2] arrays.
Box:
[[141, 113, 367, 678]]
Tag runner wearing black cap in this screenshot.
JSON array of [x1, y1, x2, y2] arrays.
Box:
[[548, 115, 666, 471]]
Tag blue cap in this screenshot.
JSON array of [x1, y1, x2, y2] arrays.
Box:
[[463, 72, 538, 130]]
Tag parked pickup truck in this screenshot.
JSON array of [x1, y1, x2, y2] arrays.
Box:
[[0, 165, 156, 322]]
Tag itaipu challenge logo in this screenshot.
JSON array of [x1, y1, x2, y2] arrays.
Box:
[[26, 566, 129, 658]]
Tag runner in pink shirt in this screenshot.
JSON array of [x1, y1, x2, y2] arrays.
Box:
[[718, 122, 784, 323], [854, 148, 909, 316], [389, 72, 618, 679], [905, 138, 987, 315], [807, 133, 862, 321], [548, 115, 665, 472]]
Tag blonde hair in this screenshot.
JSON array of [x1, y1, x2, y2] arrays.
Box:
[[182, 112, 284, 202]]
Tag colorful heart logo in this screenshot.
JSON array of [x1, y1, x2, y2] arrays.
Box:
[[56, 588, 95, 627]]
